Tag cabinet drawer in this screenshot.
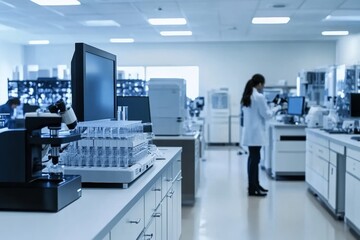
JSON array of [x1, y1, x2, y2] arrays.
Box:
[[111, 197, 144, 240], [172, 156, 182, 182], [347, 148, 360, 162], [313, 143, 329, 161], [144, 184, 157, 224], [347, 156, 360, 179], [329, 142, 345, 155], [329, 150, 337, 167], [313, 155, 329, 180], [276, 141, 305, 152], [306, 141, 314, 151], [154, 178, 162, 207], [161, 166, 173, 199]]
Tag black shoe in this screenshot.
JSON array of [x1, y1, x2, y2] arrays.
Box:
[[258, 185, 268, 192], [248, 190, 267, 197]]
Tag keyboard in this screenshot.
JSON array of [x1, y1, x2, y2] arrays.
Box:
[[351, 136, 360, 141], [322, 129, 348, 134]]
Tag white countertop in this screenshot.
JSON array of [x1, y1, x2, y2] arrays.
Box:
[[154, 131, 200, 140], [0, 147, 182, 240], [306, 128, 360, 150], [269, 120, 307, 128]]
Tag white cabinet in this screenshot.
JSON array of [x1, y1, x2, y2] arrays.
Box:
[[345, 149, 360, 235], [110, 150, 182, 240], [328, 163, 337, 209], [306, 130, 346, 219], [305, 132, 330, 200], [140, 154, 182, 240], [271, 125, 306, 178], [111, 197, 145, 240]]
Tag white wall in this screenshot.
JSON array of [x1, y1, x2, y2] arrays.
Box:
[[0, 41, 24, 104], [336, 34, 360, 65], [24, 41, 335, 114]]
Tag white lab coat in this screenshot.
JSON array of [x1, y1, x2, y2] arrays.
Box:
[[241, 88, 273, 146]]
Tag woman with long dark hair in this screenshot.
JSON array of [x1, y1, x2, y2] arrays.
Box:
[[241, 74, 276, 197]]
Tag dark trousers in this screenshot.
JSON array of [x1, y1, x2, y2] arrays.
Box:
[[248, 146, 261, 191]]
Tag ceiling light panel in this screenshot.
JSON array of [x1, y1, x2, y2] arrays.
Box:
[[160, 31, 192, 36], [81, 20, 120, 27], [148, 18, 187, 25], [110, 38, 134, 43], [321, 31, 349, 36], [252, 17, 290, 24], [30, 0, 81, 6], [28, 40, 50, 44], [325, 15, 360, 21]]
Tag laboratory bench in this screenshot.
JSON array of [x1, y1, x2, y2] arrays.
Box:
[[263, 121, 307, 179], [153, 132, 201, 205], [0, 147, 182, 240], [306, 129, 360, 237]]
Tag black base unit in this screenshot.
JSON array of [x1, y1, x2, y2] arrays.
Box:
[[0, 175, 82, 212]]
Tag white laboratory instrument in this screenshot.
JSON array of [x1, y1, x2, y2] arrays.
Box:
[[148, 78, 187, 136], [305, 106, 328, 128], [62, 119, 155, 188], [323, 109, 339, 130], [207, 88, 230, 144]]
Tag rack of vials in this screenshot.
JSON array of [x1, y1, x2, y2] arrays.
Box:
[[62, 119, 155, 188]]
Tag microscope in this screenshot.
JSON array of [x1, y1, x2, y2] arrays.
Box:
[[0, 100, 82, 212]]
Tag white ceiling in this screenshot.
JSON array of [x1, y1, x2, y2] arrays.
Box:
[[0, 0, 359, 45]]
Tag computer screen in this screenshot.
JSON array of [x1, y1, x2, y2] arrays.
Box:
[[350, 93, 360, 117], [117, 96, 151, 123], [287, 96, 305, 116], [71, 43, 117, 121]]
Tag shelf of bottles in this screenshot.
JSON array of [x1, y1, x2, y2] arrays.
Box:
[[335, 65, 360, 119], [116, 79, 148, 96], [299, 70, 326, 105], [8, 78, 72, 107]]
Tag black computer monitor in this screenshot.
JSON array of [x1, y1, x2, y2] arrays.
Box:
[[117, 96, 152, 132], [287, 96, 305, 116], [71, 43, 117, 121], [350, 93, 360, 117]]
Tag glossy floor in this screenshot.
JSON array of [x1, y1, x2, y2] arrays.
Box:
[[181, 147, 357, 240]]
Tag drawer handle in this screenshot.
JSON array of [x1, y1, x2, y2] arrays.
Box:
[[153, 212, 161, 218], [129, 219, 141, 224], [145, 233, 154, 240], [166, 178, 173, 182], [177, 159, 181, 162], [167, 190, 175, 198], [153, 188, 161, 192], [177, 176, 183, 181]]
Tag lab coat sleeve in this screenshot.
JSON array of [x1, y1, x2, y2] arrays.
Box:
[[257, 95, 273, 120]]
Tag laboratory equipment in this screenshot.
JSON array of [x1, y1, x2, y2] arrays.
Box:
[[71, 43, 117, 121], [207, 88, 230, 144], [335, 65, 360, 119], [62, 119, 155, 188], [148, 78, 187, 136], [48, 99, 77, 130], [323, 109, 339, 130], [298, 69, 326, 106], [0, 113, 82, 212], [305, 106, 328, 128], [350, 93, 360, 118]]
